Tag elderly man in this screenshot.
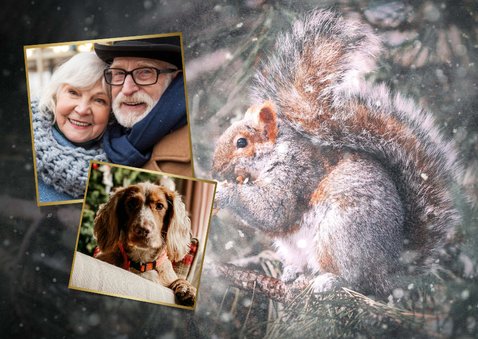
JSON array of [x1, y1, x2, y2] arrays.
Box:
[[94, 36, 192, 176]]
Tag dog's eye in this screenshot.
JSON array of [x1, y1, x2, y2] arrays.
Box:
[[126, 197, 141, 211], [156, 203, 164, 210]]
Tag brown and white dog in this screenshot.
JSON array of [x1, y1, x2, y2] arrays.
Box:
[[93, 182, 196, 306]]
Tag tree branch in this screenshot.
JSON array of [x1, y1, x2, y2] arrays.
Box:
[[215, 263, 309, 303]]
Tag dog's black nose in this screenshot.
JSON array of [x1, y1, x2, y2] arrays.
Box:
[[134, 226, 150, 238]]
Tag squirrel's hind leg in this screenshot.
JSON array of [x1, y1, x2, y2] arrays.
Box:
[[307, 154, 405, 295], [311, 272, 348, 293]]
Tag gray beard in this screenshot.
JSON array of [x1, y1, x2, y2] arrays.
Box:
[[114, 106, 152, 128], [112, 98, 158, 128]]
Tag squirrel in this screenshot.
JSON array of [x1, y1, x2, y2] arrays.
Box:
[[212, 10, 461, 296]]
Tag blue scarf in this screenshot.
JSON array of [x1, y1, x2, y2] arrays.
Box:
[[32, 100, 107, 199], [103, 75, 187, 167]]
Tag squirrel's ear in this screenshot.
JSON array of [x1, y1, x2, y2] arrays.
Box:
[[248, 101, 278, 143], [258, 101, 276, 122]]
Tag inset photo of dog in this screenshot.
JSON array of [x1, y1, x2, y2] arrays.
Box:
[[69, 161, 216, 309]]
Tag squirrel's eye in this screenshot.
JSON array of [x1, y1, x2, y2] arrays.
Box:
[[156, 203, 164, 210], [236, 137, 248, 148]]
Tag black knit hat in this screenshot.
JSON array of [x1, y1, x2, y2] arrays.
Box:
[[94, 36, 182, 69]]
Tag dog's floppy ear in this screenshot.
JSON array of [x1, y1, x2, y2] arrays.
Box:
[[93, 187, 130, 253], [163, 188, 191, 262]]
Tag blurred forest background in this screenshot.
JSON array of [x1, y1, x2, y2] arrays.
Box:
[[25, 43, 96, 101], [1, 0, 477, 338]]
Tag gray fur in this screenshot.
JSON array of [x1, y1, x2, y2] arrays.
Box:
[[213, 10, 461, 296], [306, 155, 404, 294]]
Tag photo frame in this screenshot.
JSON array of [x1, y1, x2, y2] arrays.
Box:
[[24, 33, 193, 206], [69, 161, 215, 310]]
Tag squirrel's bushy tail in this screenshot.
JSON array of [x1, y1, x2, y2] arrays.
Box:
[[252, 9, 460, 265]]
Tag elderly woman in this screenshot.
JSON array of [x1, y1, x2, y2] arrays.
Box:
[[32, 52, 111, 202]]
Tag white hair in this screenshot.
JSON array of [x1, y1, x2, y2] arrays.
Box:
[[38, 52, 109, 114]]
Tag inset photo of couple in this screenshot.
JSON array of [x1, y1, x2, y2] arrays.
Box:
[[25, 33, 193, 205]]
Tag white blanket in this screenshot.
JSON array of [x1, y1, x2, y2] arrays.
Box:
[[69, 251, 176, 305]]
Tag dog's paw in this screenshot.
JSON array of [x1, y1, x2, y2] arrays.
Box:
[[170, 279, 197, 306]]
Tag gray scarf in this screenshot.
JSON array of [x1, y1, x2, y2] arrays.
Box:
[[32, 100, 107, 198]]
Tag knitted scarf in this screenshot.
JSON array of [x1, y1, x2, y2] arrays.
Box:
[[32, 100, 107, 198]]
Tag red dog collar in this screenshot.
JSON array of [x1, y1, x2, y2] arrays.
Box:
[[93, 242, 168, 273], [117, 242, 168, 272], [93, 243, 168, 272]]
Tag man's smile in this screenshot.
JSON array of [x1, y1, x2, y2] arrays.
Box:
[[123, 101, 145, 106]]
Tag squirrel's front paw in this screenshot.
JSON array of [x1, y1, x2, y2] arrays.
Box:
[[281, 265, 304, 283], [312, 273, 347, 293], [214, 181, 233, 208]]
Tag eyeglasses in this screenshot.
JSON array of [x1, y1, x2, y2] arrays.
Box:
[[104, 67, 177, 86]]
